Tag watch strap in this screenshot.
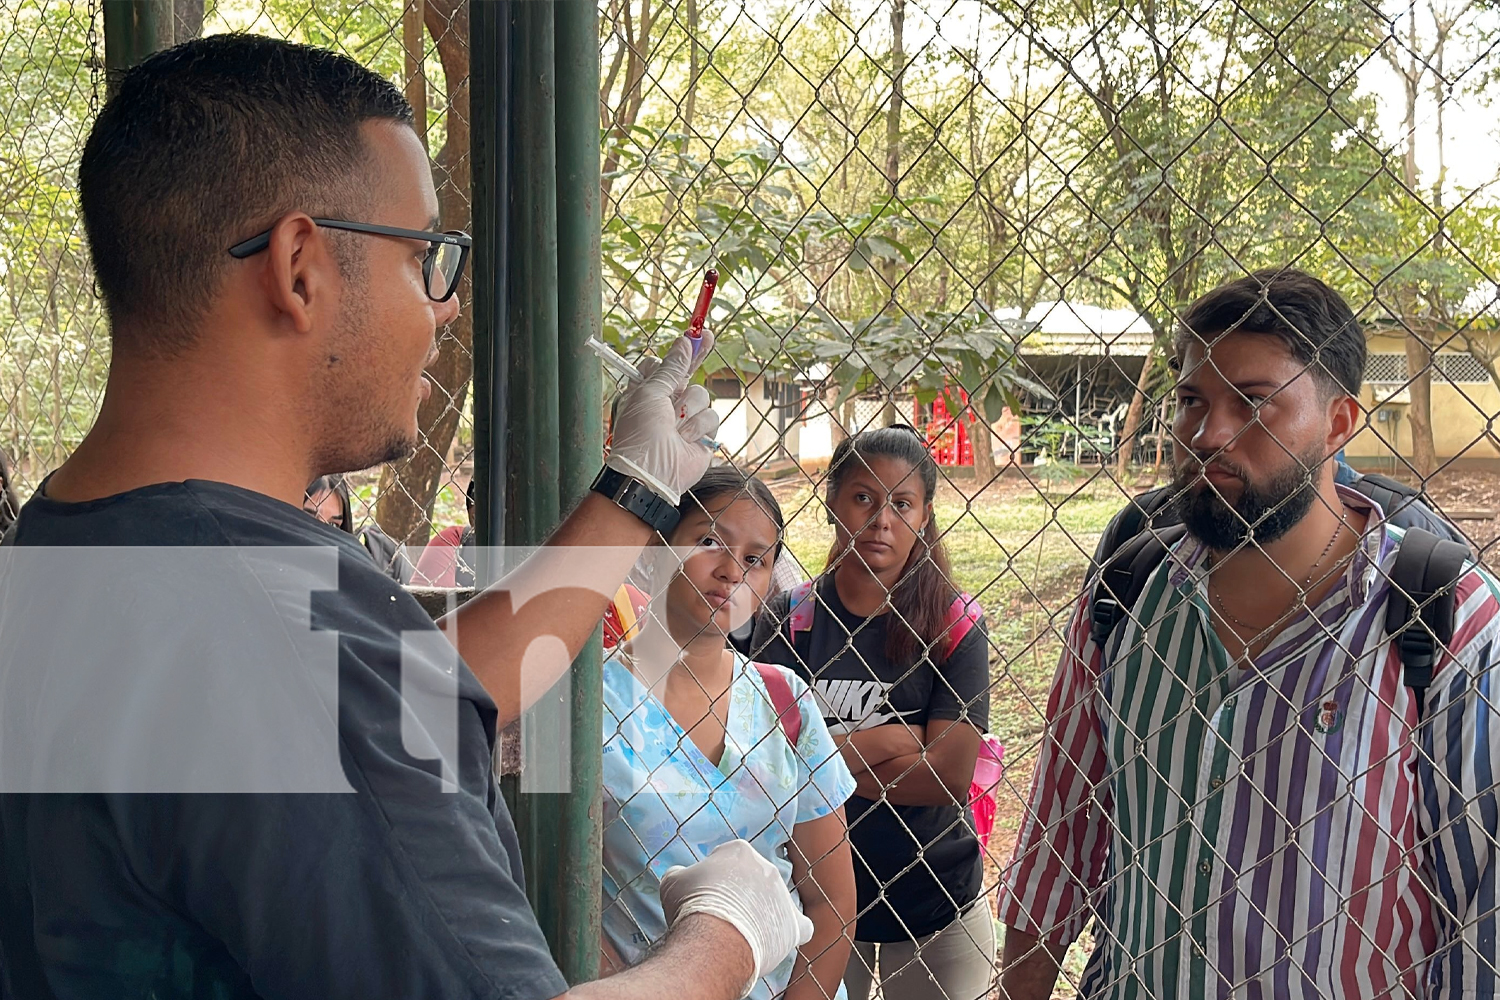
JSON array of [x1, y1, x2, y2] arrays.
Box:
[[592, 466, 681, 534]]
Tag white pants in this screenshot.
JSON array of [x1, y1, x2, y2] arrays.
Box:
[[842, 899, 997, 1000]]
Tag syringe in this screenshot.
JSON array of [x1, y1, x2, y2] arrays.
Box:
[[587, 337, 722, 453]]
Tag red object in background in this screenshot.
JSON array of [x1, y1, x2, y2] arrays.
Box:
[[913, 388, 973, 467], [602, 583, 650, 649]]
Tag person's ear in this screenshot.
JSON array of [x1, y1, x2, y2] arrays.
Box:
[[1327, 392, 1361, 457], [259, 212, 335, 336]]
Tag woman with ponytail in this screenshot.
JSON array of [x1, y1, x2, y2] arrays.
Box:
[[751, 425, 994, 1000]]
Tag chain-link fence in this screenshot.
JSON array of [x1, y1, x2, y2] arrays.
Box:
[[7, 0, 1500, 996], [1, 0, 474, 556], [599, 1, 1500, 997]]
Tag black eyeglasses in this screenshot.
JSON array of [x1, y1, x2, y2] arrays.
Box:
[[227, 219, 472, 302]]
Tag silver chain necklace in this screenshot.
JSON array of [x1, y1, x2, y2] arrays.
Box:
[[1209, 519, 1346, 634]]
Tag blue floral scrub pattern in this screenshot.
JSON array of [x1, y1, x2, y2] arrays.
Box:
[[602, 652, 857, 1000]]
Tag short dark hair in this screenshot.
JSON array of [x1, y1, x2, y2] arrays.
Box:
[[1173, 268, 1366, 396], [79, 34, 413, 356]]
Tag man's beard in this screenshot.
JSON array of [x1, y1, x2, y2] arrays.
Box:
[[1170, 448, 1324, 551]]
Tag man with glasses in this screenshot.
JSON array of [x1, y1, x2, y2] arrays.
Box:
[[0, 34, 807, 1000]]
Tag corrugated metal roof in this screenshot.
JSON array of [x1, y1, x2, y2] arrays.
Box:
[[991, 301, 1156, 356]]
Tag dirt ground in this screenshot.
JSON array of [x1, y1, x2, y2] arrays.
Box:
[[1412, 467, 1500, 554]]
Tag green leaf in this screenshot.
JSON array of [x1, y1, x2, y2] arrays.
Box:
[[849, 241, 871, 271], [983, 383, 1007, 422], [865, 234, 915, 264]]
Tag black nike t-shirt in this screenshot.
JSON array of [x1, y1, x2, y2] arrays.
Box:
[[751, 574, 990, 943], [0, 480, 567, 1000]]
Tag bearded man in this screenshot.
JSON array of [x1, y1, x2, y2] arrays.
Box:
[[996, 269, 1500, 999]]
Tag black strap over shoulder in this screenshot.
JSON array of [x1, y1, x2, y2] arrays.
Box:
[[1352, 473, 1471, 551], [1384, 527, 1469, 714], [1091, 489, 1468, 712], [1090, 521, 1186, 649], [1090, 486, 1175, 576], [1350, 472, 1412, 517]]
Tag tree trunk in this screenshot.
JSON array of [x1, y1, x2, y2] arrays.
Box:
[[829, 389, 850, 447], [968, 411, 996, 483], [403, 0, 428, 150], [840, 396, 858, 440], [600, 0, 653, 203], [48, 278, 62, 469], [879, 0, 905, 308], [1114, 346, 1156, 480], [683, 0, 701, 132], [171, 0, 203, 42], [375, 0, 472, 546], [1403, 332, 1438, 478], [1395, 8, 1437, 477]]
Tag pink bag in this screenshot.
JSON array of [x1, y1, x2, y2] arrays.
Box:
[[967, 734, 1005, 849]]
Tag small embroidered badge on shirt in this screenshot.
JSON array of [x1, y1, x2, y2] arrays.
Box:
[[1314, 699, 1345, 735]]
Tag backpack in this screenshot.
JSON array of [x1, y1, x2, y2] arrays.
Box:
[[755, 663, 803, 746], [1089, 476, 1471, 713]]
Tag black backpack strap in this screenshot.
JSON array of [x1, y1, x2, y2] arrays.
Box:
[[1350, 472, 1472, 552], [1090, 486, 1177, 574], [1352, 472, 1412, 518], [1090, 523, 1187, 650], [1384, 527, 1469, 715]]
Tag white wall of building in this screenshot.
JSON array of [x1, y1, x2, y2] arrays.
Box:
[[711, 375, 801, 467]]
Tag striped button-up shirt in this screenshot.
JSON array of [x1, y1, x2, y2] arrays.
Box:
[[998, 489, 1500, 998]]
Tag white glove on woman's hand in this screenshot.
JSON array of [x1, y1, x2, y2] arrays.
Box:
[[606, 333, 721, 506], [659, 839, 814, 998]]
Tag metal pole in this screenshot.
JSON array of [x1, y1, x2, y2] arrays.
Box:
[[505, 0, 571, 970], [552, 0, 604, 983], [1073, 357, 1082, 465], [102, 0, 161, 95], [505, 1, 560, 546], [469, 0, 509, 576]]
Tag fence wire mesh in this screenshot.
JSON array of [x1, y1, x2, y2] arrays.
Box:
[[598, 1, 1500, 998], [1, 0, 474, 560], [5, 0, 1500, 997]]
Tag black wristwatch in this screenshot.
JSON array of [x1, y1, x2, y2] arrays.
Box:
[[591, 466, 681, 535]]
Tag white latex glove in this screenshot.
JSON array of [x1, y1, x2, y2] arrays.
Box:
[[659, 839, 814, 998], [606, 333, 722, 506]]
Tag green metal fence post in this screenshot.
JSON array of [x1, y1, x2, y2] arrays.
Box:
[[102, 0, 161, 95], [504, 0, 573, 976], [552, 0, 604, 983], [472, 0, 602, 981], [503, 2, 560, 546], [469, 0, 509, 570]]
